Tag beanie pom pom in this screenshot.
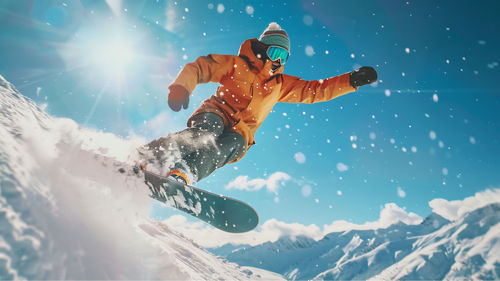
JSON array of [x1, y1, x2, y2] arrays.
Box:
[[265, 22, 282, 32]]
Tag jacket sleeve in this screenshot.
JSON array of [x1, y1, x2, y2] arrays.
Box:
[[169, 54, 235, 94], [278, 72, 357, 104]]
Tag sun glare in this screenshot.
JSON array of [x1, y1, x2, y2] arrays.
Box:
[[88, 37, 135, 77], [60, 22, 141, 84]]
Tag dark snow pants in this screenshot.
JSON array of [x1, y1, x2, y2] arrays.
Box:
[[145, 112, 247, 182]]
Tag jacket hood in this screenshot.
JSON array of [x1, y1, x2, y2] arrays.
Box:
[[238, 38, 284, 76]]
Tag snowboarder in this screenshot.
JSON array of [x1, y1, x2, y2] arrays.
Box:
[[136, 22, 377, 185]]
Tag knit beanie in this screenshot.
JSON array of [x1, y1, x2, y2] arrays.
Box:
[[259, 22, 290, 53]]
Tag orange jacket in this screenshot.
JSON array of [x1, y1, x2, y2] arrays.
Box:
[[170, 38, 357, 162]]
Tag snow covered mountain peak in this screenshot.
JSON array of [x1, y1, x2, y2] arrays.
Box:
[[213, 202, 500, 280], [0, 75, 283, 280]]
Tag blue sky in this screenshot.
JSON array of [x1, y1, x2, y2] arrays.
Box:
[[1, 0, 499, 230]]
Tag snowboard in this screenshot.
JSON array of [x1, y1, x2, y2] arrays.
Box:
[[141, 169, 259, 233]]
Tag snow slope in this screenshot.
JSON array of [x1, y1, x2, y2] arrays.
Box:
[[0, 75, 284, 280], [214, 204, 500, 280]]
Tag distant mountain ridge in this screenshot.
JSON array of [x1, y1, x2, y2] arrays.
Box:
[[210, 204, 500, 280]]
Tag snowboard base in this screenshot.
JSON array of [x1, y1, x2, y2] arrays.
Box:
[[142, 170, 259, 233]]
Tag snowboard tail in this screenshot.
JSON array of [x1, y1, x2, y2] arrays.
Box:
[[143, 170, 259, 233]]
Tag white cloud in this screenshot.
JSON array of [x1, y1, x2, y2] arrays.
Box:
[[429, 188, 500, 221], [146, 111, 170, 129], [336, 162, 349, 172], [323, 203, 422, 234], [164, 188, 500, 248], [260, 219, 323, 241], [139, 111, 192, 140], [294, 152, 306, 164], [225, 172, 291, 195], [163, 216, 324, 248], [165, 203, 422, 248], [140, 111, 179, 138]]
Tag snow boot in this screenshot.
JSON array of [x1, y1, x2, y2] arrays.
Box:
[[167, 169, 189, 185], [133, 162, 146, 174]]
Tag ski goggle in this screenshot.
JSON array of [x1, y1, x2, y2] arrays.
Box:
[[266, 46, 289, 65]]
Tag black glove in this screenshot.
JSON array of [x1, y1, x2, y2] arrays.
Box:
[[350, 66, 378, 87], [168, 85, 190, 112]]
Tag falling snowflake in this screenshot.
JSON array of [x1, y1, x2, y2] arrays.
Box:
[[442, 167, 449, 176], [433, 93, 439, 102], [245, 5, 254, 15], [305, 45, 315, 56], [303, 14, 313, 26], [429, 131, 437, 140], [487, 62, 499, 69], [336, 162, 349, 172], [217, 3, 225, 13], [294, 152, 306, 164], [301, 185, 312, 197], [397, 187, 406, 198]]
